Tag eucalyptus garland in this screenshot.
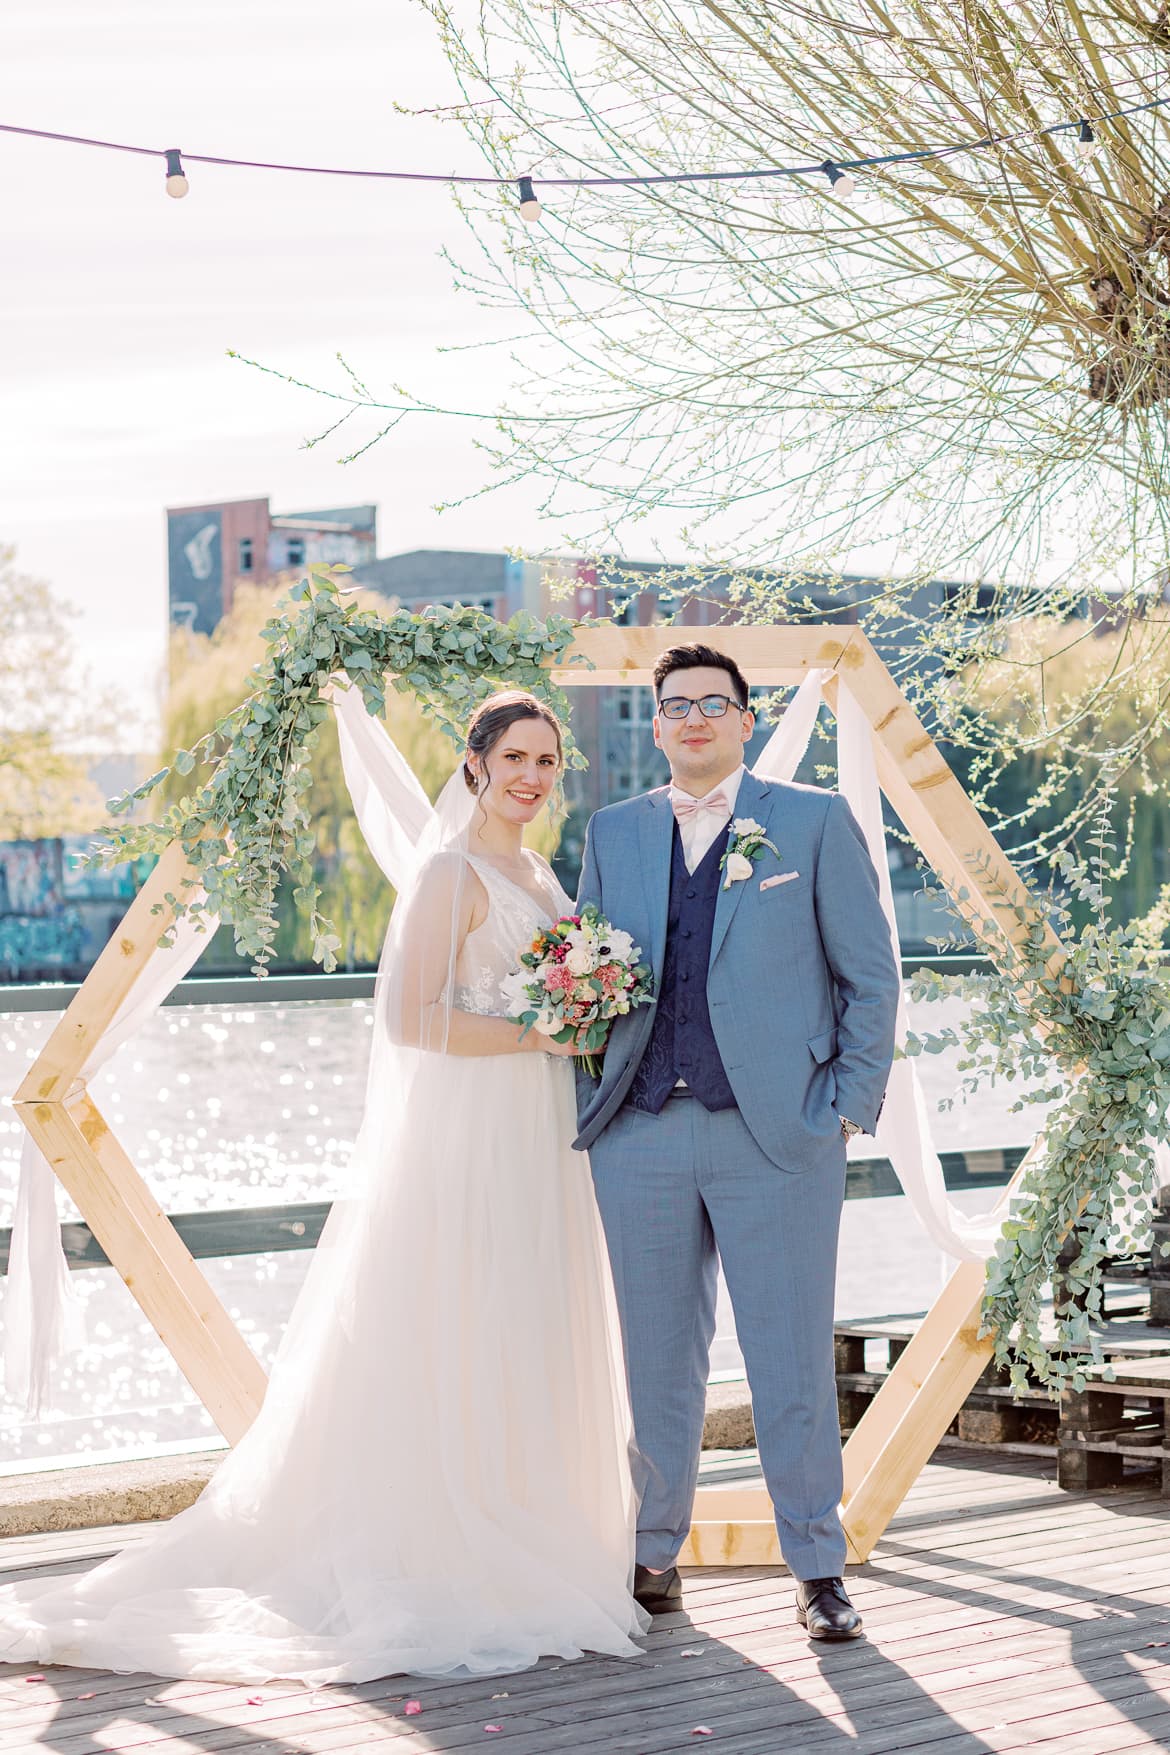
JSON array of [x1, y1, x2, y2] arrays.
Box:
[[102, 568, 585, 973], [907, 851, 1170, 1393]]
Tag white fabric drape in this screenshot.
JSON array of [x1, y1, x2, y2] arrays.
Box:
[[5, 905, 220, 1412], [330, 679, 435, 891], [752, 671, 1002, 1260]]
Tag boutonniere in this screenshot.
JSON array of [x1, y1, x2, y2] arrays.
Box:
[[720, 816, 779, 889]]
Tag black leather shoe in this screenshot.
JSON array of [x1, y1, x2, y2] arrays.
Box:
[[795, 1576, 862, 1640], [633, 1563, 683, 1615]]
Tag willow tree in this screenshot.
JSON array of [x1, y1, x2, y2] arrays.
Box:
[[260, 2, 1170, 869], [409, 1, 1170, 569]]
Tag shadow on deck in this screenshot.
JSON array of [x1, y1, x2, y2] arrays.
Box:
[[2, 1446, 1169, 1753]]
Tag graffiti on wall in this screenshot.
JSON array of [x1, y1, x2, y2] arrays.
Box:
[[0, 840, 64, 917], [0, 840, 83, 974]]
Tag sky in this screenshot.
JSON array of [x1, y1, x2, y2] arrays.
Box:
[[2, 0, 608, 740]]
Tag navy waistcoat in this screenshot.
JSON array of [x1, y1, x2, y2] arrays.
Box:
[[626, 823, 737, 1115]]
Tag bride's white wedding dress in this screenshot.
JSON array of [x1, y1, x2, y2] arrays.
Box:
[[0, 851, 647, 1685]]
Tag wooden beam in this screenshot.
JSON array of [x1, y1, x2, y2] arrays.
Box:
[[837, 1142, 1040, 1511], [550, 622, 856, 687], [15, 839, 203, 1108], [824, 637, 1059, 959], [14, 1091, 267, 1443], [13, 841, 267, 1446]]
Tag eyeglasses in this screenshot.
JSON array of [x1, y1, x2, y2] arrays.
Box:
[[657, 693, 746, 721]]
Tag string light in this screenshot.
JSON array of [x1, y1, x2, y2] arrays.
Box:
[[0, 89, 1158, 213], [517, 174, 542, 222], [821, 159, 856, 199], [164, 148, 188, 199]]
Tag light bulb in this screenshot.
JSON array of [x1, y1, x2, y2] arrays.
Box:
[[1076, 118, 1098, 160], [821, 159, 855, 199], [517, 174, 542, 222], [164, 147, 189, 199]]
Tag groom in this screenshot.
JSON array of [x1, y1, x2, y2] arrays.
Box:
[[575, 641, 899, 1640]]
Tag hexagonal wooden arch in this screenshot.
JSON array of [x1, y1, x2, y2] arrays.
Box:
[[14, 623, 1062, 1567]]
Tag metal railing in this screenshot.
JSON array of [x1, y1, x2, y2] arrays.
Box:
[[0, 955, 1010, 1277], [0, 953, 990, 1016]]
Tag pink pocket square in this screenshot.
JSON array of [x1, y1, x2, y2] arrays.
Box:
[[760, 871, 799, 891]]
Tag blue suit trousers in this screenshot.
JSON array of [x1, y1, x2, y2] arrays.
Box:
[[588, 1091, 848, 1581]]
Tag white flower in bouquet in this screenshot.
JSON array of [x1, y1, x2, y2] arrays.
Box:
[[600, 927, 637, 964], [565, 943, 599, 977], [498, 968, 533, 1010], [732, 817, 765, 838]]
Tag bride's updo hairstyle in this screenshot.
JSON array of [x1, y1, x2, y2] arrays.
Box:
[[462, 690, 565, 796]]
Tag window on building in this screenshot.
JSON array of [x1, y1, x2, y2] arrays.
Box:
[[287, 538, 306, 567], [238, 538, 253, 574], [417, 595, 497, 614]]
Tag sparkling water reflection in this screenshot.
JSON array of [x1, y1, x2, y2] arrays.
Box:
[[0, 992, 1044, 1466]]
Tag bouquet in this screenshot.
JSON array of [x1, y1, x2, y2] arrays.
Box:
[[501, 903, 655, 1077]]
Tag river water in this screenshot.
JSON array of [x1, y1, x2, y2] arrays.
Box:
[[0, 991, 1045, 1468]]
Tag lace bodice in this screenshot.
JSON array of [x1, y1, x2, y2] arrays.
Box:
[[450, 854, 571, 1018]]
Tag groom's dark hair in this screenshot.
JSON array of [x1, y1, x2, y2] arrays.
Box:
[[652, 641, 750, 709]]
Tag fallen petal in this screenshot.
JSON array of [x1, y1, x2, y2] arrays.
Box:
[[24, 1675, 45, 1683], [679, 1648, 702, 1658], [485, 1727, 504, 1734], [246, 1695, 265, 1705], [405, 1700, 422, 1715], [75, 1692, 97, 1700], [692, 1730, 714, 1738]]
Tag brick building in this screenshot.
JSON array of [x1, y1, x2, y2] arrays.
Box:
[[167, 498, 377, 635]]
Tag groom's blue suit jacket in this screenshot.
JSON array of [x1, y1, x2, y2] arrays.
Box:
[[573, 769, 900, 1172]]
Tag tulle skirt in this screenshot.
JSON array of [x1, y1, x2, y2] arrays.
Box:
[[0, 1052, 647, 1684]]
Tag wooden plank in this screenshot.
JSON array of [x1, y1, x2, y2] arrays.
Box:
[[14, 1094, 266, 1443], [825, 636, 1058, 959], [13, 840, 200, 1108], [549, 621, 856, 687], [5, 1457, 1169, 1755]]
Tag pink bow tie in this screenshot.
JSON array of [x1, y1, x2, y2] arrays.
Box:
[[671, 790, 731, 824]]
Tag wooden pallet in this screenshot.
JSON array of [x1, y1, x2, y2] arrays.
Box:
[[1060, 1358, 1170, 1495], [834, 1309, 1170, 1460]]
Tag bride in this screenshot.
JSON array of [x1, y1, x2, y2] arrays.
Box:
[[0, 688, 649, 1685]]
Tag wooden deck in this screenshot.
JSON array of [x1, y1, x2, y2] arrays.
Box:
[[3, 1446, 1170, 1753]]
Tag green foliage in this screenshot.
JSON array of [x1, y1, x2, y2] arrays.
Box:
[[100, 567, 585, 974], [906, 808, 1170, 1392], [159, 581, 459, 970]]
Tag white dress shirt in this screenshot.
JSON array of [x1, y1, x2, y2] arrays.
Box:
[[668, 764, 746, 873]]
